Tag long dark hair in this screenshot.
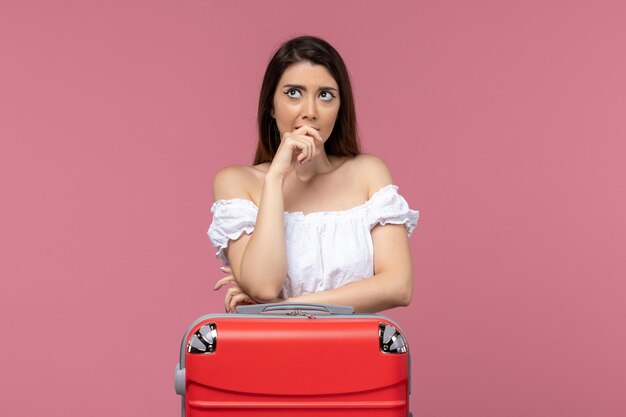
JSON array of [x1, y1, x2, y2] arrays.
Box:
[[253, 35, 361, 165]]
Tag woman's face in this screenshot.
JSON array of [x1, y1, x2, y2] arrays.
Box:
[[271, 61, 341, 143]]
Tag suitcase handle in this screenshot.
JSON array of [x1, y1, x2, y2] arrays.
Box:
[[235, 303, 355, 315]]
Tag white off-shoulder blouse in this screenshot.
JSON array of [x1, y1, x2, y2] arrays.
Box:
[[207, 184, 419, 299]]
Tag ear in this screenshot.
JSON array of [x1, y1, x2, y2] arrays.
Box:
[[270, 108, 275, 118]]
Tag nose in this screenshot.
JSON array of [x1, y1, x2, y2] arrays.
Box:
[[300, 94, 317, 120]]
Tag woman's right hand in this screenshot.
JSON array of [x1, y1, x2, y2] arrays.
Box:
[[267, 126, 324, 179]]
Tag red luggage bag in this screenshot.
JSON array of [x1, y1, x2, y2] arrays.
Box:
[[174, 303, 413, 416]]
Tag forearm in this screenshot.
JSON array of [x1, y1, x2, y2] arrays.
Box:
[[238, 173, 288, 302], [273, 273, 411, 314]]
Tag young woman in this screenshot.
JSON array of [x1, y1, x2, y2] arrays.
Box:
[[208, 35, 419, 314]]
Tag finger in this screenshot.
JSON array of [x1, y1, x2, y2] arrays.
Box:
[[224, 293, 232, 313], [213, 275, 235, 290], [309, 139, 315, 162], [300, 148, 309, 165], [290, 136, 313, 164], [285, 135, 315, 165], [226, 286, 241, 297], [224, 286, 242, 310], [219, 266, 232, 273], [296, 126, 324, 143], [215, 275, 235, 287], [292, 128, 323, 147], [294, 142, 310, 164], [297, 148, 307, 163], [299, 137, 311, 164], [307, 139, 317, 163], [229, 293, 252, 313], [297, 129, 323, 162]]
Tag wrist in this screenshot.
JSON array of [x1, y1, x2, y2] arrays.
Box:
[[264, 170, 286, 185]]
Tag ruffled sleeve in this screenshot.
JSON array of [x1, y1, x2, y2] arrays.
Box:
[[366, 185, 420, 237], [207, 199, 258, 267]]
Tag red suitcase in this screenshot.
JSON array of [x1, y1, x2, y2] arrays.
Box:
[[174, 303, 413, 416]]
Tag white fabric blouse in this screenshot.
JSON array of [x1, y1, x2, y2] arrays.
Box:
[[207, 184, 419, 299]]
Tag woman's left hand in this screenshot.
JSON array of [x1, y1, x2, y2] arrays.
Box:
[[214, 266, 258, 313]]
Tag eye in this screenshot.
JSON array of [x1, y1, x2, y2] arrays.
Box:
[[285, 88, 302, 99], [319, 90, 336, 102]]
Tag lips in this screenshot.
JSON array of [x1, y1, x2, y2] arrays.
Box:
[[295, 126, 320, 131]]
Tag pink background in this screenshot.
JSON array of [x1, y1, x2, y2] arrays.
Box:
[[1, 1, 625, 416]]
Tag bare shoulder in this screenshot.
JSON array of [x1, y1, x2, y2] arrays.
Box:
[[211, 164, 255, 201], [353, 153, 389, 169], [354, 153, 394, 198]]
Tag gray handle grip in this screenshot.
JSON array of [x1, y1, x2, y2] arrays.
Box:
[[235, 303, 354, 315]]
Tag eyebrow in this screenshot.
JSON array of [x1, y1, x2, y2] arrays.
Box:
[[282, 84, 338, 92]]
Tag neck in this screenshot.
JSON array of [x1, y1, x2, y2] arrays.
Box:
[[294, 151, 333, 182]]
